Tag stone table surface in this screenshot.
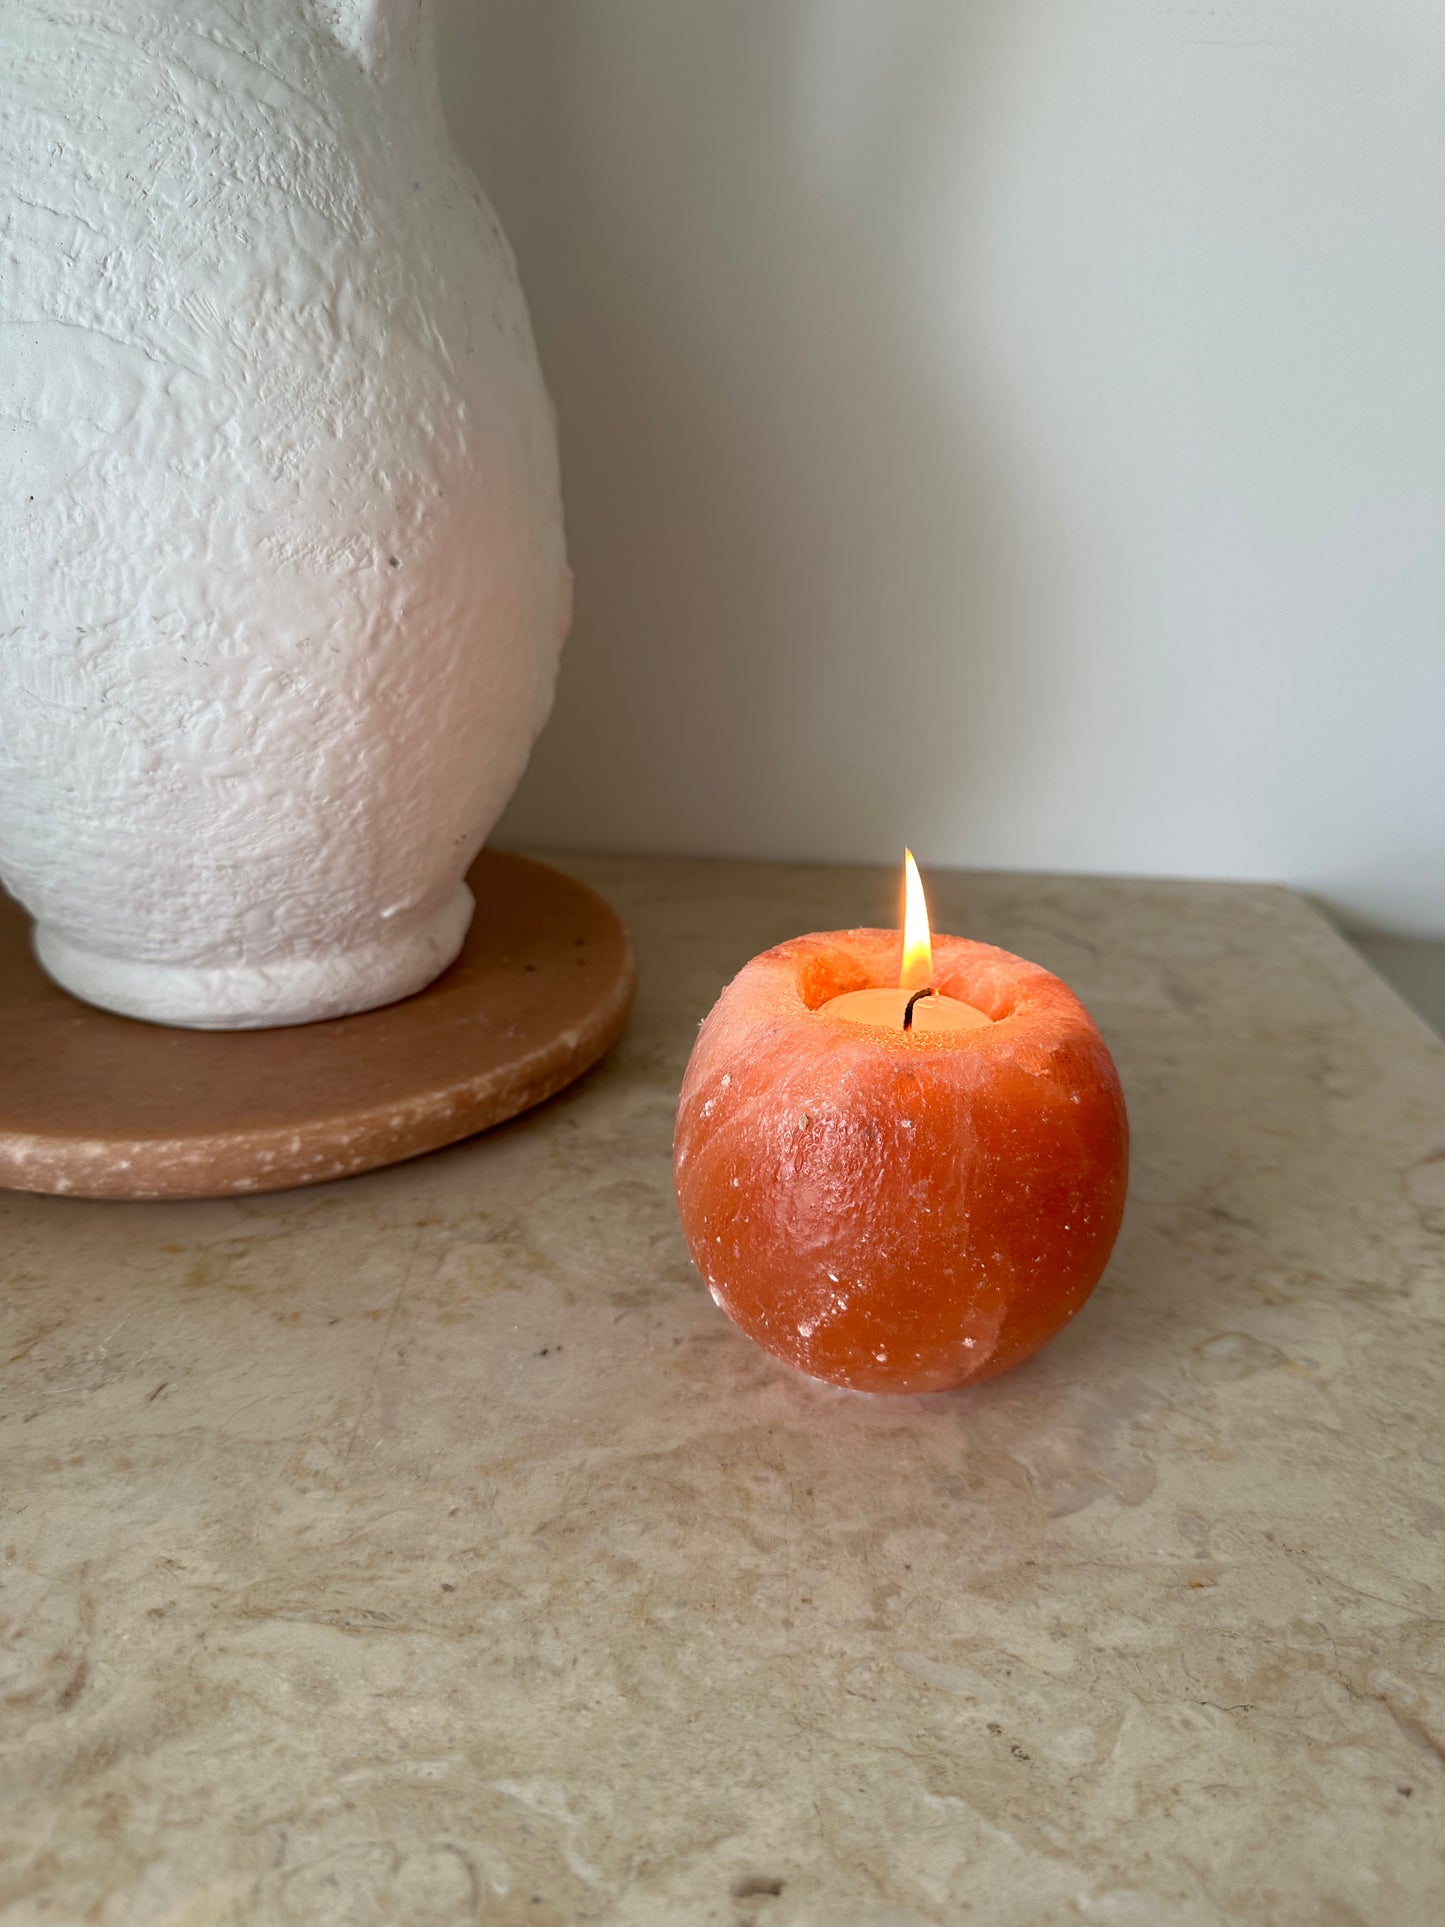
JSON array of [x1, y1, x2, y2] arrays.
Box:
[[2, 855, 1444, 1927]]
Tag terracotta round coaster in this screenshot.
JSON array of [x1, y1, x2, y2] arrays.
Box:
[[0, 852, 636, 1201]]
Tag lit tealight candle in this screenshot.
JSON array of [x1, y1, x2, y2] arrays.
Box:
[[673, 851, 1129, 1395], [819, 851, 991, 1034]]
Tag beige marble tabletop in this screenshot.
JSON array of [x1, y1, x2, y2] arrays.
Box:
[[3, 855, 1444, 1927]]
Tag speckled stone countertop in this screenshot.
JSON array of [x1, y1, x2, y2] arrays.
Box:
[[3, 856, 1444, 1927]]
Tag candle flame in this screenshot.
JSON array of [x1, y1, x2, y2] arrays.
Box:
[[901, 849, 934, 992]]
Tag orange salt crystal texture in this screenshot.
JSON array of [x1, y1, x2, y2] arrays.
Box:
[[673, 929, 1129, 1395]]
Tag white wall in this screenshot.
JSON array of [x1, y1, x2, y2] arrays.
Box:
[[439, 0, 1445, 938]]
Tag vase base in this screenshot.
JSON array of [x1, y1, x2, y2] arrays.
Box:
[[33, 887, 476, 1030], [0, 851, 636, 1199]]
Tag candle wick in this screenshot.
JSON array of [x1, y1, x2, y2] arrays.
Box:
[[902, 987, 936, 1031]]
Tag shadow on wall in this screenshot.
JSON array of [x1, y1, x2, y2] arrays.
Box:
[[439, 0, 1051, 863]]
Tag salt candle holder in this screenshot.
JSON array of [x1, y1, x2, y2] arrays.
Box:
[[674, 855, 1129, 1395]]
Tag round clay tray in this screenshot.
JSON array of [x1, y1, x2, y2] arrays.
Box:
[[0, 852, 636, 1201]]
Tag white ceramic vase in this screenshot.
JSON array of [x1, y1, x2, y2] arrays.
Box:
[[0, 0, 569, 1027]]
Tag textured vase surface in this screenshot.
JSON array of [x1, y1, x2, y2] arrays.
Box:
[[0, 0, 568, 1026]]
